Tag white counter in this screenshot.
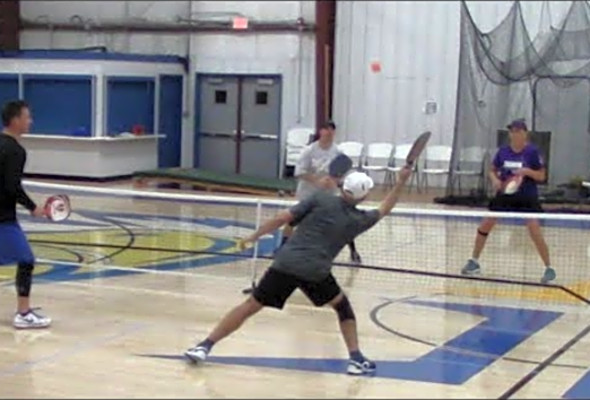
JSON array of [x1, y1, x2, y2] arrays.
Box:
[[21, 134, 164, 179]]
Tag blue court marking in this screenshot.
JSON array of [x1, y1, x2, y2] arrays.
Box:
[[370, 296, 587, 371], [139, 299, 562, 385], [564, 369, 590, 399]]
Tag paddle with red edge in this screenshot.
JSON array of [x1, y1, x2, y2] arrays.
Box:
[[44, 194, 71, 221]]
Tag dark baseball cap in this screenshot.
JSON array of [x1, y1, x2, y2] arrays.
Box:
[[321, 120, 336, 130], [507, 119, 527, 131]]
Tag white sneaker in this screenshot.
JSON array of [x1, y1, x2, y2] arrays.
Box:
[[347, 358, 376, 376], [185, 345, 209, 364], [13, 309, 51, 329]]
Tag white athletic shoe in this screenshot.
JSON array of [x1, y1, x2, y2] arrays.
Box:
[[13, 309, 51, 329], [185, 345, 209, 364], [347, 358, 376, 376]]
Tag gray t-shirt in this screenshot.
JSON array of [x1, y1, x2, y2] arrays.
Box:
[[271, 190, 381, 282], [294, 141, 340, 200]]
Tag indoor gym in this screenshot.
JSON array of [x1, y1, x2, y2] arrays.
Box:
[[1, 1, 590, 399]]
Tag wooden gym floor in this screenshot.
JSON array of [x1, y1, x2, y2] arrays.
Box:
[[0, 180, 589, 398]]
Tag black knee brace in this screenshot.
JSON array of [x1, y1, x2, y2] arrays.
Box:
[[16, 262, 34, 297], [334, 295, 355, 322], [477, 229, 489, 237]]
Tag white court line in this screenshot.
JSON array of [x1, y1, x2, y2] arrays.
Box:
[[35, 257, 258, 283]]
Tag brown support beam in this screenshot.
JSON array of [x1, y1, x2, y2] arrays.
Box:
[[315, 0, 336, 130], [0, 1, 20, 50]]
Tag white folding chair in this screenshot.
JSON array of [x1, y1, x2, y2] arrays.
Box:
[[453, 146, 486, 194], [338, 141, 364, 169], [386, 143, 419, 192], [421, 145, 452, 192], [285, 128, 314, 168], [362, 142, 394, 184]]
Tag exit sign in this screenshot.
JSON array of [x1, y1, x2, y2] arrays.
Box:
[[232, 17, 249, 30]]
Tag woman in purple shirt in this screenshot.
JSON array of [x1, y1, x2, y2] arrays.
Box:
[[461, 119, 556, 284]]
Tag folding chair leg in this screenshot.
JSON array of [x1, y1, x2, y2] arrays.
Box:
[[383, 171, 390, 187]]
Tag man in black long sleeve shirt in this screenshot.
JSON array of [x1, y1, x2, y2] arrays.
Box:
[[0, 100, 51, 329], [0, 134, 38, 220]]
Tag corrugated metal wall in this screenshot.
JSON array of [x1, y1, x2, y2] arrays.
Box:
[[19, 1, 316, 168], [333, 1, 572, 146]]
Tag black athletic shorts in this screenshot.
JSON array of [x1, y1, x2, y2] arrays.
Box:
[[489, 194, 543, 213], [252, 268, 341, 309]]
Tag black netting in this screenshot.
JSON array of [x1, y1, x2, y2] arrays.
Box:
[[444, 1, 590, 203]]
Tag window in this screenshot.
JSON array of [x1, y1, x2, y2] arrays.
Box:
[[23, 74, 93, 136], [0, 74, 19, 108], [215, 90, 227, 104], [255, 91, 268, 105], [107, 77, 155, 135]]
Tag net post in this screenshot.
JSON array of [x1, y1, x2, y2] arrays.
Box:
[[242, 199, 263, 295]]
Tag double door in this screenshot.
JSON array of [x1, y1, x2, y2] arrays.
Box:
[[197, 75, 281, 179]]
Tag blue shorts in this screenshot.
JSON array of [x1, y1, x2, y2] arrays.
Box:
[[0, 222, 35, 265]]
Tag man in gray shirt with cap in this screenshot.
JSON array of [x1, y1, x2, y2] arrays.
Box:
[[280, 121, 362, 264], [185, 165, 413, 376]]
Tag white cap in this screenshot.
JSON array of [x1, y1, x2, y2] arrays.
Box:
[[342, 171, 374, 200]]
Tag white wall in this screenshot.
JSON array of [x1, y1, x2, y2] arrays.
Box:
[[333, 1, 572, 146], [19, 1, 316, 169]]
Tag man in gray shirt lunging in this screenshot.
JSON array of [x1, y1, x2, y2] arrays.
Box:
[[185, 165, 413, 376]]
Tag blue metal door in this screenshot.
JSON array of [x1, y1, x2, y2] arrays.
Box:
[[158, 75, 183, 168]]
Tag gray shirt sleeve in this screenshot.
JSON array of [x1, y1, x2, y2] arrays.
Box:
[[353, 209, 381, 236], [288, 192, 318, 226]]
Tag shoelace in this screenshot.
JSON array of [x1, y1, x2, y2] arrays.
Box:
[[21, 307, 44, 318]]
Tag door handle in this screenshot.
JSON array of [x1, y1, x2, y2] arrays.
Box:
[[202, 132, 236, 139], [241, 132, 278, 141]]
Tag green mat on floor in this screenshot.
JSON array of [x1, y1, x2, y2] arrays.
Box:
[[134, 168, 296, 192]]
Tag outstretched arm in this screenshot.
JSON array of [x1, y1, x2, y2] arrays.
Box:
[[377, 166, 413, 219], [242, 210, 294, 246], [240, 193, 318, 249]]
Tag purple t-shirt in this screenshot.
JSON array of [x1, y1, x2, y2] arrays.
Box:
[[493, 144, 544, 198]]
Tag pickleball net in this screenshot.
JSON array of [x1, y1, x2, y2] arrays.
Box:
[[18, 179, 590, 307]]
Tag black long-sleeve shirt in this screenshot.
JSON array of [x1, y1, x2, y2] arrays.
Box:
[[0, 133, 36, 222]]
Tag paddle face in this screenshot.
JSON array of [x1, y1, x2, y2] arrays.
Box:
[[406, 131, 432, 167], [329, 153, 353, 178], [503, 175, 523, 195], [44, 194, 71, 221]]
